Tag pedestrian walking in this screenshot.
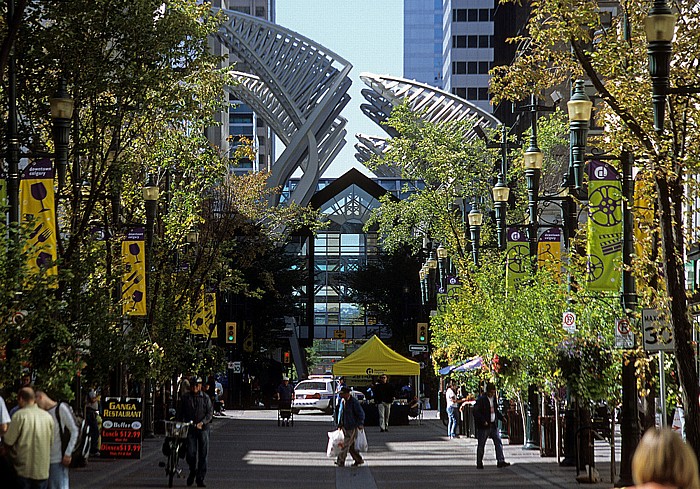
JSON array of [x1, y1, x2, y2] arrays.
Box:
[[445, 379, 462, 439], [275, 376, 294, 426], [179, 377, 213, 487], [1, 387, 55, 489], [473, 383, 509, 469], [35, 390, 80, 489], [84, 390, 100, 456], [373, 375, 393, 432], [334, 386, 365, 467], [631, 427, 700, 489]]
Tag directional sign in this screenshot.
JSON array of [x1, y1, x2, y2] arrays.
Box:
[[562, 311, 577, 333], [333, 329, 346, 339], [615, 318, 634, 349], [409, 344, 429, 353], [642, 308, 675, 352]]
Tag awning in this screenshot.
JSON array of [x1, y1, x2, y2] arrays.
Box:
[[332, 335, 420, 376], [438, 356, 483, 375]]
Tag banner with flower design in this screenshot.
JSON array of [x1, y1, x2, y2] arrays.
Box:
[[121, 227, 146, 316], [20, 159, 58, 283], [586, 160, 622, 291]]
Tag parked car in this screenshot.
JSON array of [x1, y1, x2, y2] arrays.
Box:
[[293, 378, 336, 414]]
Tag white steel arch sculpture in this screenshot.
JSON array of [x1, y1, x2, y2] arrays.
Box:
[[213, 9, 352, 205], [355, 73, 502, 166]]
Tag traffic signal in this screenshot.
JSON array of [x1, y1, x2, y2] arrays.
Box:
[[283, 351, 291, 364], [417, 322, 428, 344], [226, 322, 237, 344]]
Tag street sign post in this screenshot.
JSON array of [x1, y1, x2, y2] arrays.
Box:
[[409, 344, 428, 353], [615, 318, 634, 348]]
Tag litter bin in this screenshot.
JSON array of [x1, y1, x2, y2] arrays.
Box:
[[539, 415, 556, 457]]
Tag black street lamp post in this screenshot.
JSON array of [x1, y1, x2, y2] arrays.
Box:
[[467, 204, 483, 267], [142, 173, 159, 439], [645, 0, 676, 135], [50, 79, 75, 194]]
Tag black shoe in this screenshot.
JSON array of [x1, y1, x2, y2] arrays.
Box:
[[476, 463, 484, 470], [497, 461, 510, 468], [334, 460, 344, 467], [187, 474, 195, 486], [353, 459, 364, 467], [384, 428, 388, 432], [196, 482, 206, 488], [380, 428, 385, 432]]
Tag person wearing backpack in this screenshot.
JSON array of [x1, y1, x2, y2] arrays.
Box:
[[35, 390, 79, 489]]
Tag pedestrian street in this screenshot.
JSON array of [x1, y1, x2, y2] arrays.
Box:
[[71, 409, 618, 489]]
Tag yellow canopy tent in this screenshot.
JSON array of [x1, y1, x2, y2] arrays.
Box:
[[332, 335, 419, 376]]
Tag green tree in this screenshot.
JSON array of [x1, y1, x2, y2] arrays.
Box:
[[490, 0, 700, 455]]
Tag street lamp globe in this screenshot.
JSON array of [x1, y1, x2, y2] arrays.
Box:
[[467, 208, 483, 227], [50, 86, 74, 121], [186, 228, 200, 244], [492, 181, 510, 203], [436, 244, 448, 259], [142, 173, 159, 202], [567, 81, 593, 123], [523, 145, 543, 170], [645, 0, 676, 43], [426, 252, 438, 269]]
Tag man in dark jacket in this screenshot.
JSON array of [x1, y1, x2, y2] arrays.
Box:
[[372, 374, 394, 432], [335, 386, 365, 467], [179, 377, 213, 487], [473, 383, 510, 469]]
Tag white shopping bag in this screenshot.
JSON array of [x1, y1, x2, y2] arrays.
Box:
[[355, 428, 368, 452], [327, 429, 345, 457]]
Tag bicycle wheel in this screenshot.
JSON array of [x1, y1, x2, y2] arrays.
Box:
[[168, 447, 178, 487]]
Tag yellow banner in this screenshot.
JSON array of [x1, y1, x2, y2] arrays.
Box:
[[190, 292, 217, 338], [537, 227, 562, 280], [121, 228, 146, 316], [20, 159, 58, 283]]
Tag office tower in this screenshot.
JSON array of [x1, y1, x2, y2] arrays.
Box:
[[404, 0, 444, 88], [214, 0, 276, 174]]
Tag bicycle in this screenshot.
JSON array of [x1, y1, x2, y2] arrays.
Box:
[[159, 420, 192, 487]]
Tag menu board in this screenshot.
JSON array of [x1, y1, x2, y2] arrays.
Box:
[[100, 397, 143, 459]]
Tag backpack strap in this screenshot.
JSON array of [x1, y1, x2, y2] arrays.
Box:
[[56, 400, 64, 433]]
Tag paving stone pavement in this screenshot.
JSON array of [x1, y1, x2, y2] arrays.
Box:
[[70, 409, 620, 489]]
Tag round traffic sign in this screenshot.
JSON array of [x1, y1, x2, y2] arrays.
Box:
[[617, 319, 630, 335], [563, 311, 576, 327]]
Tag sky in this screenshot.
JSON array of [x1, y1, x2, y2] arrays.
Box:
[[275, 0, 403, 178]]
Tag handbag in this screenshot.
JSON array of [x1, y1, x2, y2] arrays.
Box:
[[354, 428, 368, 452], [326, 428, 345, 457]]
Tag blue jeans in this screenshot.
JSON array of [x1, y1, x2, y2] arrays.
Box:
[[17, 477, 48, 489], [476, 423, 505, 464], [447, 405, 459, 437], [186, 426, 210, 483], [48, 463, 68, 489]]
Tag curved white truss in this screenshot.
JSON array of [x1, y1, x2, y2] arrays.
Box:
[[213, 9, 352, 205], [355, 73, 502, 166]]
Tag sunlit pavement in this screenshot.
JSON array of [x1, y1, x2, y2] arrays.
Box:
[[71, 409, 618, 489]]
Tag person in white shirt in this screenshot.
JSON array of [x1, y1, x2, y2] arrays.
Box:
[[445, 380, 462, 439], [0, 395, 10, 435], [36, 390, 80, 489]]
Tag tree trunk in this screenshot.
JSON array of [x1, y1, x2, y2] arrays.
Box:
[[656, 176, 700, 457]]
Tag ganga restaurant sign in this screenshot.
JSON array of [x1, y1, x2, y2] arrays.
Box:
[[100, 397, 143, 459]]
